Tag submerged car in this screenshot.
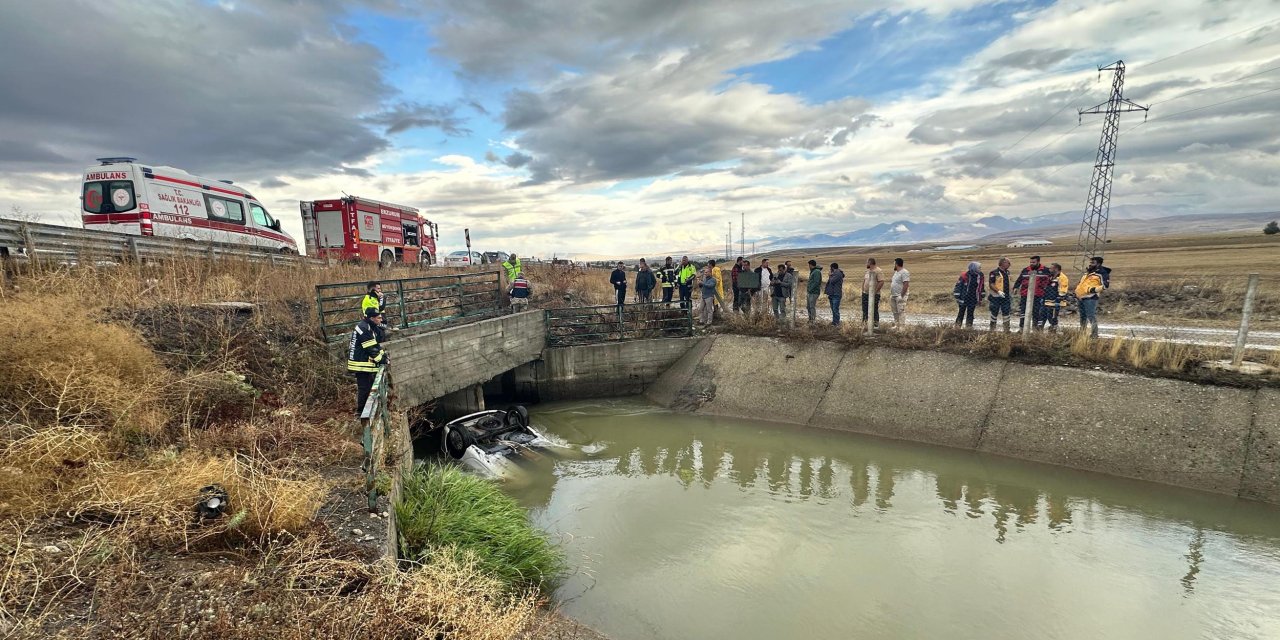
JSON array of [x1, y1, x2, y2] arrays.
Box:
[[441, 406, 554, 477]]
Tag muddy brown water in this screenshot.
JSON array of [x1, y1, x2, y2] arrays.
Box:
[[500, 398, 1280, 640]]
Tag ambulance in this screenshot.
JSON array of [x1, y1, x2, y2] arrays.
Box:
[[80, 158, 298, 253]]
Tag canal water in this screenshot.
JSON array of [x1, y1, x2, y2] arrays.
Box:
[[503, 398, 1280, 640]]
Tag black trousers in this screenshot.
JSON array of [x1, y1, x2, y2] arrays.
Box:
[[678, 284, 692, 309], [861, 292, 880, 323], [354, 371, 376, 417], [955, 303, 977, 327], [615, 287, 627, 309], [662, 286, 674, 303]]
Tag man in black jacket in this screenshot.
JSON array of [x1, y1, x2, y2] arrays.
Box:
[[610, 261, 628, 311], [348, 307, 387, 416]]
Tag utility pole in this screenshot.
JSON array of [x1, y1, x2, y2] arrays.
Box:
[[727, 221, 731, 262], [1075, 61, 1148, 275], [740, 212, 745, 258]]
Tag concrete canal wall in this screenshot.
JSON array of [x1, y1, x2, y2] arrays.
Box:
[[512, 337, 701, 401], [645, 335, 1280, 504]]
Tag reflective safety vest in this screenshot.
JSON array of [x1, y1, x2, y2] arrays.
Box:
[[677, 263, 697, 286], [361, 293, 383, 315], [501, 258, 522, 280], [347, 320, 386, 373]]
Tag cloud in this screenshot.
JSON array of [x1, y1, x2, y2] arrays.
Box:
[[0, 0, 393, 178], [364, 102, 471, 136]]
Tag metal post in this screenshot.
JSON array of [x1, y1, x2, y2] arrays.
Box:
[[127, 237, 141, 263], [396, 279, 407, 328], [864, 288, 874, 337], [315, 287, 328, 343], [1232, 273, 1260, 367], [1022, 273, 1038, 336]]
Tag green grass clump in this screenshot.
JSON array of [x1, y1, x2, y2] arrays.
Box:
[[396, 464, 566, 595]]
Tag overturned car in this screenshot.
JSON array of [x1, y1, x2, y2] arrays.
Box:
[[441, 406, 555, 477]]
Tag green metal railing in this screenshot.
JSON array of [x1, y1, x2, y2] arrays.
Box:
[[315, 270, 502, 343], [546, 302, 695, 346], [360, 367, 392, 511]]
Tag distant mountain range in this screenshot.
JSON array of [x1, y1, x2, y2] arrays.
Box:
[[754, 205, 1210, 250]]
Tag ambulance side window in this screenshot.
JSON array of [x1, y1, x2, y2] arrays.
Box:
[[205, 195, 245, 224], [250, 203, 269, 227]]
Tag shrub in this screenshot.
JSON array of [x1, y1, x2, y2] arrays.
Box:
[[0, 295, 170, 437], [397, 464, 566, 595]]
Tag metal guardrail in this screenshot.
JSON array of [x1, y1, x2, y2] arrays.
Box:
[[359, 367, 392, 511], [0, 218, 320, 266], [546, 302, 695, 346], [315, 271, 503, 343]]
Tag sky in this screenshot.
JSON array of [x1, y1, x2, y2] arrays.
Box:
[[2, 0, 1279, 258]]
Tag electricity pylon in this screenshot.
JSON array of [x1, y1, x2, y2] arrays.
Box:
[[1075, 61, 1148, 274]]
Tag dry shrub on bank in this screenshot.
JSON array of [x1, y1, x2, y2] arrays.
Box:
[[5, 533, 538, 640], [69, 452, 328, 544], [0, 426, 326, 541], [0, 295, 169, 436]]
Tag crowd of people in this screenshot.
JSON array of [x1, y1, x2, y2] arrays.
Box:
[[602, 253, 1112, 335], [954, 254, 1111, 337]]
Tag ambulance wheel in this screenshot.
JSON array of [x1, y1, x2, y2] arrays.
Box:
[[379, 251, 394, 269]]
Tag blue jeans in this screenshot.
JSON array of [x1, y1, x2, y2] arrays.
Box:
[[828, 295, 842, 325], [1079, 297, 1099, 337]]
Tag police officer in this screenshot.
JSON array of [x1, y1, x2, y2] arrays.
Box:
[[348, 307, 388, 416]]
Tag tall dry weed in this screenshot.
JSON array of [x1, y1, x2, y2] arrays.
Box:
[[0, 295, 169, 436]]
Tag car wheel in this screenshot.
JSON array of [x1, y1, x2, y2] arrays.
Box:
[[506, 406, 529, 428], [444, 427, 474, 459]]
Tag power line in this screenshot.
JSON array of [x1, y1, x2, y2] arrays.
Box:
[[1148, 62, 1280, 106], [1148, 85, 1280, 119], [1133, 16, 1280, 72]]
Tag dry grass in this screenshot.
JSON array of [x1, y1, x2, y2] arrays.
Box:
[[1, 527, 539, 640], [717, 313, 1277, 387], [0, 295, 170, 436]]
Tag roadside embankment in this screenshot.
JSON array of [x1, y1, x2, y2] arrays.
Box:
[[646, 335, 1280, 504]]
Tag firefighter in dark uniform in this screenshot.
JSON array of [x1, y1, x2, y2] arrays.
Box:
[[348, 307, 387, 415]]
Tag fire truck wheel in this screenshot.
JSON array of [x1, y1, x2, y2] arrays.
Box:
[[419, 251, 431, 267], [379, 251, 394, 269]]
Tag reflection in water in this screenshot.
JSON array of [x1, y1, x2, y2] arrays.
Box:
[[508, 399, 1280, 640]]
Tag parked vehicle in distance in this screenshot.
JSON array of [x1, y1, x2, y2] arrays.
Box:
[[299, 196, 438, 268], [80, 158, 297, 252], [482, 251, 510, 266], [444, 250, 484, 267]]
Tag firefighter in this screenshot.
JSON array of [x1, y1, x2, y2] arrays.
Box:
[[361, 281, 384, 315], [658, 256, 677, 304], [501, 253, 523, 281], [677, 256, 697, 310], [348, 307, 388, 416]]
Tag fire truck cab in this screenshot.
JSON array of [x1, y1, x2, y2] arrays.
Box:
[[300, 196, 437, 268], [79, 158, 298, 252]]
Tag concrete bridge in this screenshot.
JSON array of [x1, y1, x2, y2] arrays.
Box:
[[383, 309, 697, 413]]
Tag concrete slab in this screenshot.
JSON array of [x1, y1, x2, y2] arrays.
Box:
[[644, 337, 713, 408], [983, 365, 1255, 496], [1239, 388, 1280, 503], [810, 347, 1006, 448], [691, 336, 846, 424]]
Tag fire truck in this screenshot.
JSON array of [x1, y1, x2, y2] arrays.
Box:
[[299, 196, 438, 267]]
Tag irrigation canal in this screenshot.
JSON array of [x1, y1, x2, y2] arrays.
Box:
[[502, 398, 1280, 640]]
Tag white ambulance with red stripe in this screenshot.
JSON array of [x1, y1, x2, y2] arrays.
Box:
[[80, 158, 298, 253]]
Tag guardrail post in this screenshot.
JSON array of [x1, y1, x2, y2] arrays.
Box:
[[315, 287, 328, 343], [20, 224, 36, 270], [396, 279, 407, 329], [495, 271, 503, 313], [1022, 273, 1038, 337], [455, 275, 465, 316], [127, 237, 140, 263], [1232, 273, 1260, 367]]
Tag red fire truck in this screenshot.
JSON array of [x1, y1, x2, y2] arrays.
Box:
[[299, 196, 438, 267]]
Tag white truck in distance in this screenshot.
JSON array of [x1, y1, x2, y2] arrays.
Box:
[[80, 157, 297, 252]]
